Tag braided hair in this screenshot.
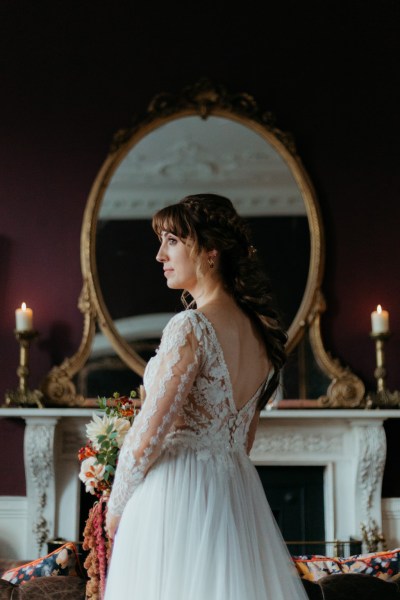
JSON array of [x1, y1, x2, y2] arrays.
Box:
[[152, 193, 287, 409]]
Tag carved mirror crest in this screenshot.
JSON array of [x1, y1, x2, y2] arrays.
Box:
[[41, 80, 365, 408]]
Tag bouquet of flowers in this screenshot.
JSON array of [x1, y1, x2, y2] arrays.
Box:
[[78, 391, 140, 496], [78, 391, 141, 600]]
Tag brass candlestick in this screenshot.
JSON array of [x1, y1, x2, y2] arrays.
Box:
[[4, 330, 44, 408], [372, 331, 389, 393], [366, 331, 400, 409]]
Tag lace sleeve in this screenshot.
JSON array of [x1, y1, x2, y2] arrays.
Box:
[[107, 312, 203, 518]]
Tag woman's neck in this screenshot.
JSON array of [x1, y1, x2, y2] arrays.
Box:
[[191, 285, 233, 311]]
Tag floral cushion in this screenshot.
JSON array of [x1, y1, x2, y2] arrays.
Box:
[[293, 555, 343, 581], [1, 542, 83, 585], [339, 548, 400, 579], [293, 548, 400, 582]]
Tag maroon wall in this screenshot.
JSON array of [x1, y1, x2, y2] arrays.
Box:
[[1, 2, 399, 495]]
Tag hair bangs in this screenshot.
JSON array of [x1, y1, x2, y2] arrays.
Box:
[[152, 204, 193, 240]]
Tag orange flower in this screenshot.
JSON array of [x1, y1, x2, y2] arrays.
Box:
[[119, 398, 141, 417], [79, 457, 106, 495], [119, 407, 135, 417], [78, 445, 97, 462]]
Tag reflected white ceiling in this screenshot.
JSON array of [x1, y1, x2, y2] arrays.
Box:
[[100, 116, 306, 219]]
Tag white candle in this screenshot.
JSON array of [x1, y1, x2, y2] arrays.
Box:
[[371, 305, 389, 334], [15, 302, 34, 331]]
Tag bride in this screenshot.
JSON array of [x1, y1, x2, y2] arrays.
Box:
[[104, 193, 308, 599]]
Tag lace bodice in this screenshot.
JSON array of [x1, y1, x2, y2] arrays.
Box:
[[107, 310, 270, 518]]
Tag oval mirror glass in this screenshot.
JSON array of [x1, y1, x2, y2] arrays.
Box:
[[96, 115, 310, 358]]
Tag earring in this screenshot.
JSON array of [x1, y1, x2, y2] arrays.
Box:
[[207, 257, 214, 269]]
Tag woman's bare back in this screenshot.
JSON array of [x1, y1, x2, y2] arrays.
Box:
[[197, 301, 271, 411]]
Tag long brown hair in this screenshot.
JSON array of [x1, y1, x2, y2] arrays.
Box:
[[152, 193, 287, 409]]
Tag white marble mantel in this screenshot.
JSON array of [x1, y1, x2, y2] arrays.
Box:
[[0, 408, 94, 558], [1, 407, 399, 558]]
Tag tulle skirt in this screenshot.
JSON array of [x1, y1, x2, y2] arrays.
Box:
[[104, 445, 308, 599]]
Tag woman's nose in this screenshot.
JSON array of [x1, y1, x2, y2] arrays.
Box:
[[156, 246, 166, 262]]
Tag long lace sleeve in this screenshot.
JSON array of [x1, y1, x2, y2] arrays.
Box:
[[107, 312, 203, 518]]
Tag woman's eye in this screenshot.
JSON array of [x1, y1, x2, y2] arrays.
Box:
[[167, 237, 177, 245]]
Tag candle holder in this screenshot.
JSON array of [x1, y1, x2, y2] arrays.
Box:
[[3, 330, 44, 408], [366, 331, 400, 409]]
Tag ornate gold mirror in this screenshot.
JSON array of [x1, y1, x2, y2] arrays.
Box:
[[42, 81, 365, 408]]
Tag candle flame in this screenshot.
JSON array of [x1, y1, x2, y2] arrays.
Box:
[[377, 305, 382, 314], [21, 302, 27, 311]]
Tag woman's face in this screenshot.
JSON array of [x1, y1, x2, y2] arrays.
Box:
[[156, 231, 201, 291]]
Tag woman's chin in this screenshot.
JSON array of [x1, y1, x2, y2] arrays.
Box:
[[166, 279, 178, 289]]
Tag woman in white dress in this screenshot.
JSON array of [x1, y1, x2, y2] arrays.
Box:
[[104, 194, 309, 599]]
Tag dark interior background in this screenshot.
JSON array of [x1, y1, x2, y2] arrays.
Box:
[[97, 216, 310, 329], [0, 1, 399, 496]]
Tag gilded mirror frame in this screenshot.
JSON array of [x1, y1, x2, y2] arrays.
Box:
[[41, 81, 365, 408]]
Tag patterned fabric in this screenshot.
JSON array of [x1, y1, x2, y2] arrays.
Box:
[[1, 542, 82, 585], [293, 548, 400, 582], [340, 549, 400, 579], [294, 556, 342, 581], [107, 310, 270, 518], [0, 559, 27, 576]]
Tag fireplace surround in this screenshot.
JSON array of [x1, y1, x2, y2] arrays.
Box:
[[0, 407, 398, 559]]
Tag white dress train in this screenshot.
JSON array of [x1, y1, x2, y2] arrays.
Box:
[[104, 310, 308, 599]]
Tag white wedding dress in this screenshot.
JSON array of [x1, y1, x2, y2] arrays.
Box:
[[104, 310, 308, 599]]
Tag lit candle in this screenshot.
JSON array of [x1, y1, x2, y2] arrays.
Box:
[[371, 305, 389, 334], [15, 302, 34, 331]]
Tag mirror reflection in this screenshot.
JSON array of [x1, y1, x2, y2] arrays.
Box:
[[95, 116, 310, 357]]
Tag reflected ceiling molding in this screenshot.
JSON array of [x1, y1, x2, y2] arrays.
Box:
[[100, 116, 306, 219], [99, 194, 307, 220]]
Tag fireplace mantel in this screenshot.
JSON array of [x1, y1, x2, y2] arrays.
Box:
[[1, 407, 399, 558], [252, 409, 398, 546]]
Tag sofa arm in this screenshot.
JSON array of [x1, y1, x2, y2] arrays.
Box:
[[319, 573, 400, 599], [0, 575, 86, 599]]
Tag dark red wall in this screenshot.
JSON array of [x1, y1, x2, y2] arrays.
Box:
[[1, 2, 400, 495]]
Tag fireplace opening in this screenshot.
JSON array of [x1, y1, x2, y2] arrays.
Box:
[[79, 467, 326, 550], [79, 467, 326, 546], [256, 465, 326, 555]]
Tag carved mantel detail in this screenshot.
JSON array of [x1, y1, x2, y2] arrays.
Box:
[[353, 423, 387, 526], [24, 418, 59, 556], [251, 431, 343, 456]]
